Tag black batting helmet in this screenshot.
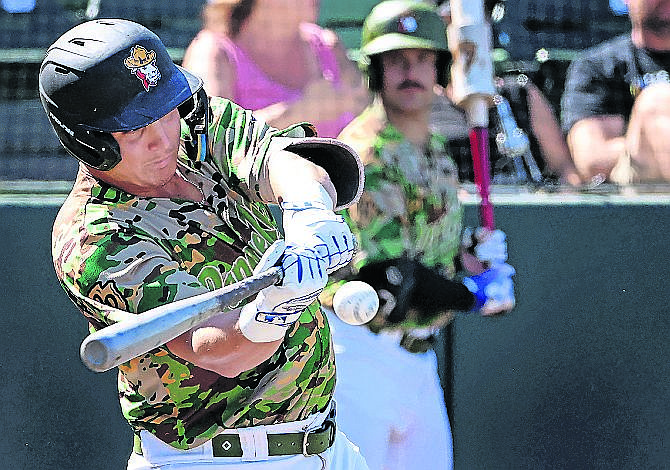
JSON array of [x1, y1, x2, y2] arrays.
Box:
[[39, 19, 206, 170]]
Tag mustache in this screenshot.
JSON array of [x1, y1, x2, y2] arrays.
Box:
[[398, 80, 426, 90], [642, 17, 670, 35]]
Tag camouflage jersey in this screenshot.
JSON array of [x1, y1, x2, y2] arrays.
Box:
[[52, 98, 335, 450], [338, 99, 463, 277]]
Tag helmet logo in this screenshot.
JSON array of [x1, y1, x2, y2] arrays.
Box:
[[124, 45, 161, 91], [398, 16, 418, 33]]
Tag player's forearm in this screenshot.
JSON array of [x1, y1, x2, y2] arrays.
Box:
[[526, 85, 581, 184], [265, 150, 337, 208], [168, 310, 282, 377]]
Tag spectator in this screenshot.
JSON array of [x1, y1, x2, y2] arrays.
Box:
[[182, 0, 370, 137], [325, 2, 516, 469], [433, 0, 581, 186], [561, 0, 670, 184]]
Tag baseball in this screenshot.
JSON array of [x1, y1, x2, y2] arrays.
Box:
[[332, 281, 379, 325]]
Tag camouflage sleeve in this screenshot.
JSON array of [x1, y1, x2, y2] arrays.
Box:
[[201, 97, 362, 209], [202, 97, 316, 202], [71, 226, 208, 332]]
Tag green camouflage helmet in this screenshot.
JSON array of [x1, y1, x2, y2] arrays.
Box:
[[360, 0, 448, 58]]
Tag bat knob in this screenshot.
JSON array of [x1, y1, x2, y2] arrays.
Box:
[[80, 338, 111, 372]]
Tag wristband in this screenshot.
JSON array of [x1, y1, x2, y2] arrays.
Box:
[[238, 302, 298, 343], [281, 182, 334, 211]]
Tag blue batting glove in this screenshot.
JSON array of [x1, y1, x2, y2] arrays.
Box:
[[463, 263, 516, 315]]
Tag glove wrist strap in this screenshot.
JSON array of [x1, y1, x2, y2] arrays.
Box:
[[280, 182, 334, 211], [239, 303, 291, 343], [463, 277, 486, 312]]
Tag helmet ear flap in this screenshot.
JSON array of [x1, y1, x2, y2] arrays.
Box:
[[178, 87, 209, 128], [47, 114, 122, 170], [69, 130, 121, 171], [436, 51, 451, 88]]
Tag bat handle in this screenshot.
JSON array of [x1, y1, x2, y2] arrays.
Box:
[[470, 126, 495, 230]]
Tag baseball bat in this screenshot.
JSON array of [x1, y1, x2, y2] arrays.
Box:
[[80, 266, 283, 372], [470, 127, 494, 229], [447, 0, 496, 229]]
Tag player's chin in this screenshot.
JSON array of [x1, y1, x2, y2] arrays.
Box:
[[398, 93, 433, 111], [152, 153, 178, 171], [142, 167, 177, 192], [149, 157, 179, 182]]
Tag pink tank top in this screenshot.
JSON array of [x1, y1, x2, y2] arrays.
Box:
[[215, 24, 354, 138]]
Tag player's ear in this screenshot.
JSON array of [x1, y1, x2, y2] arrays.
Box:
[[437, 51, 451, 88], [367, 55, 384, 93]]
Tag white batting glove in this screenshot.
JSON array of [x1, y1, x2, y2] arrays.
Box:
[[281, 184, 356, 274], [239, 240, 328, 342], [462, 227, 508, 266]]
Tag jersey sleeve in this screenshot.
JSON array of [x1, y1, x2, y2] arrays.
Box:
[[200, 97, 363, 209], [67, 221, 208, 332]]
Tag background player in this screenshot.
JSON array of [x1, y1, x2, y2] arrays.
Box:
[[325, 2, 516, 468]]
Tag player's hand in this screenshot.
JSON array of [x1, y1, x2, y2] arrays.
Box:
[[281, 195, 355, 274], [461, 227, 508, 272], [463, 262, 516, 316], [239, 240, 327, 342]]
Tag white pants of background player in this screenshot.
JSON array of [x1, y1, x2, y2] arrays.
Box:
[[328, 311, 453, 470], [127, 403, 369, 470]]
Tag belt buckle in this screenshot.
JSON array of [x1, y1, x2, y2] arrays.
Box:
[[301, 426, 313, 457], [302, 415, 336, 457]]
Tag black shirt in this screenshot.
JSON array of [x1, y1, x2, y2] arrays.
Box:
[[561, 33, 670, 134]]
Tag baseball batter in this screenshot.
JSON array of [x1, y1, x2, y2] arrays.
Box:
[[40, 18, 368, 470]]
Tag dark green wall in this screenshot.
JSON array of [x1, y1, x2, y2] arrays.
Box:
[[2, 195, 669, 469], [451, 199, 670, 469], [0, 205, 131, 469], [318, 0, 380, 50]]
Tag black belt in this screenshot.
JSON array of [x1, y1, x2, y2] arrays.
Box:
[[133, 414, 336, 458]]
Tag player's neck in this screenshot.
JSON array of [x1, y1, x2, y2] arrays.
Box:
[[89, 167, 204, 202], [384, 105, 431, 147]]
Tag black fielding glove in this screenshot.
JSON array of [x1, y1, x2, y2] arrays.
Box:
[[355, 257, 474, 328]]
